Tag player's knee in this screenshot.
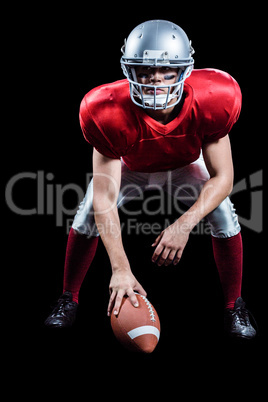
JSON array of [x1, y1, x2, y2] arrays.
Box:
[[72, 221, 100, 237], [206, 197, 241, 238]]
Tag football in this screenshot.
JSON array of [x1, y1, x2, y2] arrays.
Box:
[[110, 293, 160, 353]]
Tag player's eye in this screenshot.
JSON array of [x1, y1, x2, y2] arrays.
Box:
[[163, 74, 176, 80], [162, 68, 177, 80]]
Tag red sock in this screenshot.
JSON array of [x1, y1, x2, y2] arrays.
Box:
[[211, 232, 243, 310], [63, 228, 99, 304]]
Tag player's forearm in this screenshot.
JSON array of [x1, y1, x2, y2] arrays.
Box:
[[94, 202, 130, 272], [178, 175, 233, 232]]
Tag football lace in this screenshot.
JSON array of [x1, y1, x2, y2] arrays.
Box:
[[139, 295, 156, 322]]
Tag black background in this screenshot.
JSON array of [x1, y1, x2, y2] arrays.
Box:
[[5, 3, 265, 389]]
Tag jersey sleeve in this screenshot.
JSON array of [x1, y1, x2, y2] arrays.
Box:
[[202, 72, 242, 144], [79, 95, 121, 159]]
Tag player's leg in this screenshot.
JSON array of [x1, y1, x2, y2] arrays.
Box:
[[206, 201, 256, 338], [44, 180, 99, 327], [165, 154, 256, 338]]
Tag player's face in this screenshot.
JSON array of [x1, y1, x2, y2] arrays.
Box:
[[135, 66, 178, 95]]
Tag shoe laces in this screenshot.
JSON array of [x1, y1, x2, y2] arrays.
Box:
[[231, 302, 258, 331], [231, 304, 249, 326], [51, 296, 73, 317]]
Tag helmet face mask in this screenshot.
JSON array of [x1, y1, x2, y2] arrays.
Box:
[[125, 64, 193, 109], [121, 20, 194, 110]]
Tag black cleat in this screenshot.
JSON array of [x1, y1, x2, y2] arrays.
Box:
[[44, 291, 78, 328], [224, 297, 257, 340]]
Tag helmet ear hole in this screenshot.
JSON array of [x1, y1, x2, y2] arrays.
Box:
[[177, 68, 184, 82]]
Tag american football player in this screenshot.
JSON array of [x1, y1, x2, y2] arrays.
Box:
[[45, 20, 256, 339]]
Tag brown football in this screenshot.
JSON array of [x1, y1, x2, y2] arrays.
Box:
[[110, 293, 160, 353]]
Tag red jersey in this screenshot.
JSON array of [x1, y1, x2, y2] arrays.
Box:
[[79, 69, 242, 173]]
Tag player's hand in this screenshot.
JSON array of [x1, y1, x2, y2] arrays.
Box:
[[107, 270, 147, 316], [151, 220, 190, 266]]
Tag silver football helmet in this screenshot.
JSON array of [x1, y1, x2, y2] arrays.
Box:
[[121, 20, 195, 110]]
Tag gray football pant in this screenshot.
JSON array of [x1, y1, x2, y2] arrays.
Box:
[[72, 154, 240, 238]]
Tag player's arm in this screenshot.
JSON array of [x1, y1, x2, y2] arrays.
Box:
[[152, 135, 234, 265], [92, 149, 146, 315], [184, 134, 234, 228]]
